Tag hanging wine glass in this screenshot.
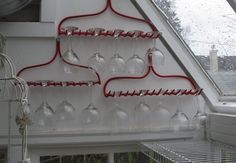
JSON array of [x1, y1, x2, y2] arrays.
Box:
[[80, 81, 101, 130], [152, 99, 171, 130], [150, 35, 165, 67], [87, 28, 106, 73], [169, 97, 189, 131], [108, 29, 126, 75], [134, 90, 152, 131], [110, 92, 129, 132], [126, 31, 145, 75], [191, 96, 207, 140], [54, 82, 76, 130], [61, 26, 80, 74], [192, 97, 207, 129], [32, 81, 54, 129]]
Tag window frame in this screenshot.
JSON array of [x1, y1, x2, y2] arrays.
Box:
[[132, 0, 236, 114]]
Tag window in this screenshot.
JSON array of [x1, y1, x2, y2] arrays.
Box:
[[0, 150, 7, 163], [40, 154, 108, 163], [154, 0, 236, 96], [114, 152, 152, 163], [0, 0, 40, 22], [39, 152, 151, 163]]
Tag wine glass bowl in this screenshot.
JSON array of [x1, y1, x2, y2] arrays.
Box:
[[110, 92, 129, 132], [126, 54, 145, 75], [80, 81, 101, 130], [169, 98, 189, 131], [108, 53, 125, 74], [61, 26, 80, 74], [108, 29, 126, 75], [153, 101, 171, 129], [87, 28, 106, 73], [152, 48, 165, 66], [54, 100, 76, 121], [126, 30, 145, 75], [33, 101, 54, 127], [110, 103, 129, 132], [134, 100, 152, 131], [81, 103, 100, 129], [88, 52, 106, 73], [32, 81, 54, 129], [170, 109, 189, 131]]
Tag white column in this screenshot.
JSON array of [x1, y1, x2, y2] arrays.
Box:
[[209, 45, 218, 72], [108, 152, 114, 163]]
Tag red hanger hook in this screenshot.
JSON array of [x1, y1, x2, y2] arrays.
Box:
[[57, 0, 158, 35]]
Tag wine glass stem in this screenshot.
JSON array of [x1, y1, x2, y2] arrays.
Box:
[[41, 84, 49, 103], [177, 98, 183, 112], [68, 35, 73, 52], [95, 37, 100, 54], [133, 38, 137, 55], [89, 84, 94, 105], [140, 95, 145, 104], [114, 37, 119, 54], [41, 87, 46, 103], [63, 86, 68, 101]]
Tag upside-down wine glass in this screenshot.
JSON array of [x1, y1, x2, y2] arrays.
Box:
[[54, 82, 76, 130], [108, 29, 126, 75], [61, 26, 80, 74], [87, 28, 106, 74], [153, 99, 171, 130], [33, 81, 54, 129], [126, 30, 145, 75], [80, 81, 101, 130], [110, 92, 129, 133], [192, 96, 207, 139], [150, 34, 165, 67], [169, 97, 189, 131], [134, 90, 152, 131]]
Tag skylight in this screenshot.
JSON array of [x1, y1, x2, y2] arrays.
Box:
[[154, 0, 236, 96]]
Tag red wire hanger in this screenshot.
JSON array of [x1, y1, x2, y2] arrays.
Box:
[[17, 0, 160, 87], [57, 0, 160, 38], [103, 49, 203, 97], [16, 38, 101, 87]]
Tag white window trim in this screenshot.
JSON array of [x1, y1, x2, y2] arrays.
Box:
[[133, 0, 236, 114]]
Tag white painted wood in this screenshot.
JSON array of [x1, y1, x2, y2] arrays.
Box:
[[0, 130, 194, 146], [108, 152, 114, 163], [0, 22, 56, 38], [9, 146, 22, 163], [40, 0, 57, 22], [209, 113, 236, 126], [210, 124, 236, 136], [208, 113, 236, 145], [210, 132, 236, 146]]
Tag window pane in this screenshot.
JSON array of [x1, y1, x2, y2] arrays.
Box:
[[0, 150, 7, 163], [40, 154, 108, 163], [114, 152, 153, 163], [154, 0, 236, 96]]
